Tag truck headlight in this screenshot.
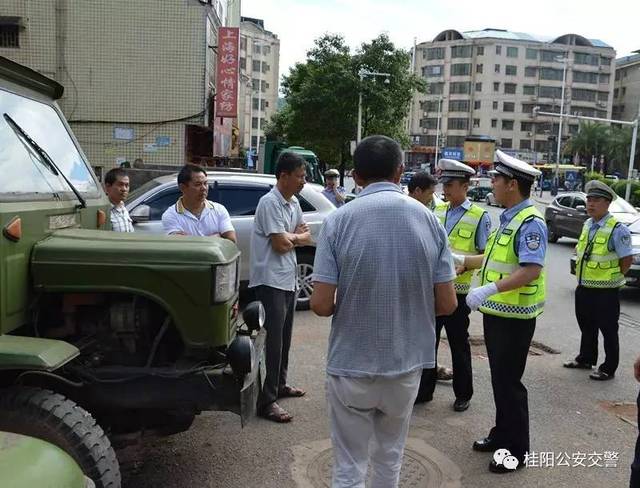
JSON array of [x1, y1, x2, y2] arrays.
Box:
[[213, 262, 237, 303]]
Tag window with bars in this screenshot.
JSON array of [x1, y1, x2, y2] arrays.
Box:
[[474, 100, 481, 109], [573, 71, 598, 84], [540, 67, 563, 80], [503, 102, 515, 112], [521, 122, 534, 132], [539, 86, 562, 98], [0, 25, 19, 48], [504, 83, 517, 94], [572, 88, 597, 102], [420, 118, 439, 129], [450, 82, 471, 94], [451, 63, 472, 76], [525, 66, 537, 77], [451, 45, 472, 58], [448, 118, 469, 130], [420, 100, 440, 112], [422, 65, 444, 77], [502, 120, 514, 130], [523, 85, 536, 95], [520, 140, 531, 150], [476, 46, 485, 55], [429, 82, 445, 95], [449, 99, 470, 112], [475, 82, 482, 92], [526, 48, 538, 60], [574, 52, 599, 66], [507, 47, 518, 58], [501, 138, 512, 148], [425, 47, 445, 60], [505, 65, 517, 76], [491, 119, 497, 128]]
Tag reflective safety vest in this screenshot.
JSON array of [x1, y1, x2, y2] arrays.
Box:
[[576, 215, 625, 288], [434, 202, 487, 294], [478, 205, 546, 319]]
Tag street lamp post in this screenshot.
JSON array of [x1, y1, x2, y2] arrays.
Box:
[[552, 55, 570, 196], [534, 97, 640, 201], [435, 96, 444, 164], [357, 68, 391, 143]]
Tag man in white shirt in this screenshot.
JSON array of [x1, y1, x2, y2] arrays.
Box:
[[162, 164, 236, 242], [104, 168, 134, 233]]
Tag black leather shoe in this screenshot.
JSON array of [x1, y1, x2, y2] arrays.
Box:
[[563, 359, 593, 369], [473, 437, 497, 452], [489, 459, 523, 474], [589, 370, 614, 381], [453, 399, 470, 412]]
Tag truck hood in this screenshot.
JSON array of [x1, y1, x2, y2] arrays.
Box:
[[32, 228, 240, 266]]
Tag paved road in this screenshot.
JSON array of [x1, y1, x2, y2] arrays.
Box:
[[123, 199, 640, 488]]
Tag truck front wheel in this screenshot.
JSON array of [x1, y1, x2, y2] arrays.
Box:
[[0, 386, 121, 488]]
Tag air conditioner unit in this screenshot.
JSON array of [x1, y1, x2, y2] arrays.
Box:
[[530, 96, 537, 102], [527, 132, 533, 137], [423, 111, 428, 117], [423, 128, 428, 134]]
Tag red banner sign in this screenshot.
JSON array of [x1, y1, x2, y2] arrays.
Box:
[[215, 27, 239, 118]]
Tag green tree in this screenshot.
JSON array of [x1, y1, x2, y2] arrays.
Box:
[[566, 122, 608, 165], [268, 33, 427, 167], [605, 125, 640, 174]]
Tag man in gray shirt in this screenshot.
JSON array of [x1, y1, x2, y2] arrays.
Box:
[[311, 135, 457, 488], [250, 152, 314, 423]]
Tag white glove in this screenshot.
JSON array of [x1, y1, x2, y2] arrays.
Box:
[[466, 283, 499, 311], [452, 253, 465, 267]]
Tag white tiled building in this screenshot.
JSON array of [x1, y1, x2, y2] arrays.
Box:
[[408, 28, 616, 167]]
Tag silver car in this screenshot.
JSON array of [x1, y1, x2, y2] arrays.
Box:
[[125, 171, 335, 309]]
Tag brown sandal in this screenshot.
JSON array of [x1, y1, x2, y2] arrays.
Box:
[[260, 402, 292, 423], [278, 385, 306, 398]]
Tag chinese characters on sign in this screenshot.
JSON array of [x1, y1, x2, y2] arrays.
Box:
[[215, 27, 239, 118], [524, 451, 619, 468]]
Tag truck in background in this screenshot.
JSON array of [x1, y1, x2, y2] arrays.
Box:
[[258, 141, 325, 185]]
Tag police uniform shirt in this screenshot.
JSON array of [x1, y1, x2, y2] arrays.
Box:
[[443, 198, 492, 251], [586, 213, 633, 258], [497, 198, 548, 266]]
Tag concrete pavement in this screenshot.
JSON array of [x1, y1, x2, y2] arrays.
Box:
[[123, 200, 640, 488]]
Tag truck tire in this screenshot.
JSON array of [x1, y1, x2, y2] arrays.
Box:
[[0, 386, 121, 488], [296, 251, 314, 311]]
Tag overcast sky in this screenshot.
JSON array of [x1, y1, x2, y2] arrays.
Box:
[[242, 0, 639, 82]]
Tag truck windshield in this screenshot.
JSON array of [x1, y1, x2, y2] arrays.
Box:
[[0, 88, 98, 198]]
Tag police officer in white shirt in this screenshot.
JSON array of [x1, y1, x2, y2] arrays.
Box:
[[162, 164, 236, 242]]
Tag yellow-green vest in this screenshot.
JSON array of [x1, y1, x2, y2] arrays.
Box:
[[478, 205, 546, 319], [576, 215, 625, 288], [434, 202, 487, 294]]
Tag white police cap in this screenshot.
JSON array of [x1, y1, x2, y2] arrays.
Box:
[[437, 158, 475, 183], [585, 180, 617, 201], [491, 150, 541, 182]]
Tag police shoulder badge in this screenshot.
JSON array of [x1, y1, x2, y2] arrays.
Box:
[[525, 232, 541, 251]]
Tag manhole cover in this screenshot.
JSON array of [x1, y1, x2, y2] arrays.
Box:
[[291, 438, 461, 488], [442, 335, 560, 357], [600, 401, 638, 427]]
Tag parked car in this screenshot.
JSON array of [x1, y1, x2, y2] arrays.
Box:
[[570, 217, 640, 287], [485, 192, 500, 206], [126, 172, 335, 310], [545, 192, 639, 242], [467, 186, 492, 202], [400, 171, 416, 186]]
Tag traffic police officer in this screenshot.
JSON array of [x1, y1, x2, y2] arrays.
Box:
[[563, 180, 634, 380], [454, 150, 546, 473], [420, 159, 491, 412]]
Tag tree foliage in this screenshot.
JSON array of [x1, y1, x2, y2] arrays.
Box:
[[265, 33, 427, 166], [566, 122, 640, 173]]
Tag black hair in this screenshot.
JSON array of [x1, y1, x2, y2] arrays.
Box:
[[408, 171, 437, 193], [515, 178, 533, 197], [104, 167, 128, 186], [177, 164, 207, 186], [353, 135, 403, 182], [275, 152, 306, 178]]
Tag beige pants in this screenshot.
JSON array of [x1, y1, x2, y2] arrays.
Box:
[[326, 370, 421, 488]]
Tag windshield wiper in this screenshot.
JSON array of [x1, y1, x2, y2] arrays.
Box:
[[3, 113, 86, 208]]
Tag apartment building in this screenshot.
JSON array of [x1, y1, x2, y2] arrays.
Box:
[[0, 0, 232, 173], [409, 28, 616, 167], [613, 52, 640, 122], [238, 17, 280, 158]]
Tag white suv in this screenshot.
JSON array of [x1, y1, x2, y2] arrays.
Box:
[[126, 171, 335, 309]]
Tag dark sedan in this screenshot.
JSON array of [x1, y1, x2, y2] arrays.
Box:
[[467, 186, 492, 202], [545, 192, 639, 242]]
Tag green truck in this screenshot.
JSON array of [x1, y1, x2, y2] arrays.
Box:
[[0, 57, 265, 487], [258, 140, 325, 185]]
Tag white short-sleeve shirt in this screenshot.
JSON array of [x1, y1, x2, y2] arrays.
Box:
[[161, 197, 234, 236]]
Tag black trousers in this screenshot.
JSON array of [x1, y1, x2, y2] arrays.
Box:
[[254, 285, 296, 410], [574, 286, 620, 375], [631, 391, 640, 487], [484, 313, 536, 462], [417, 295, 473, 402]]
